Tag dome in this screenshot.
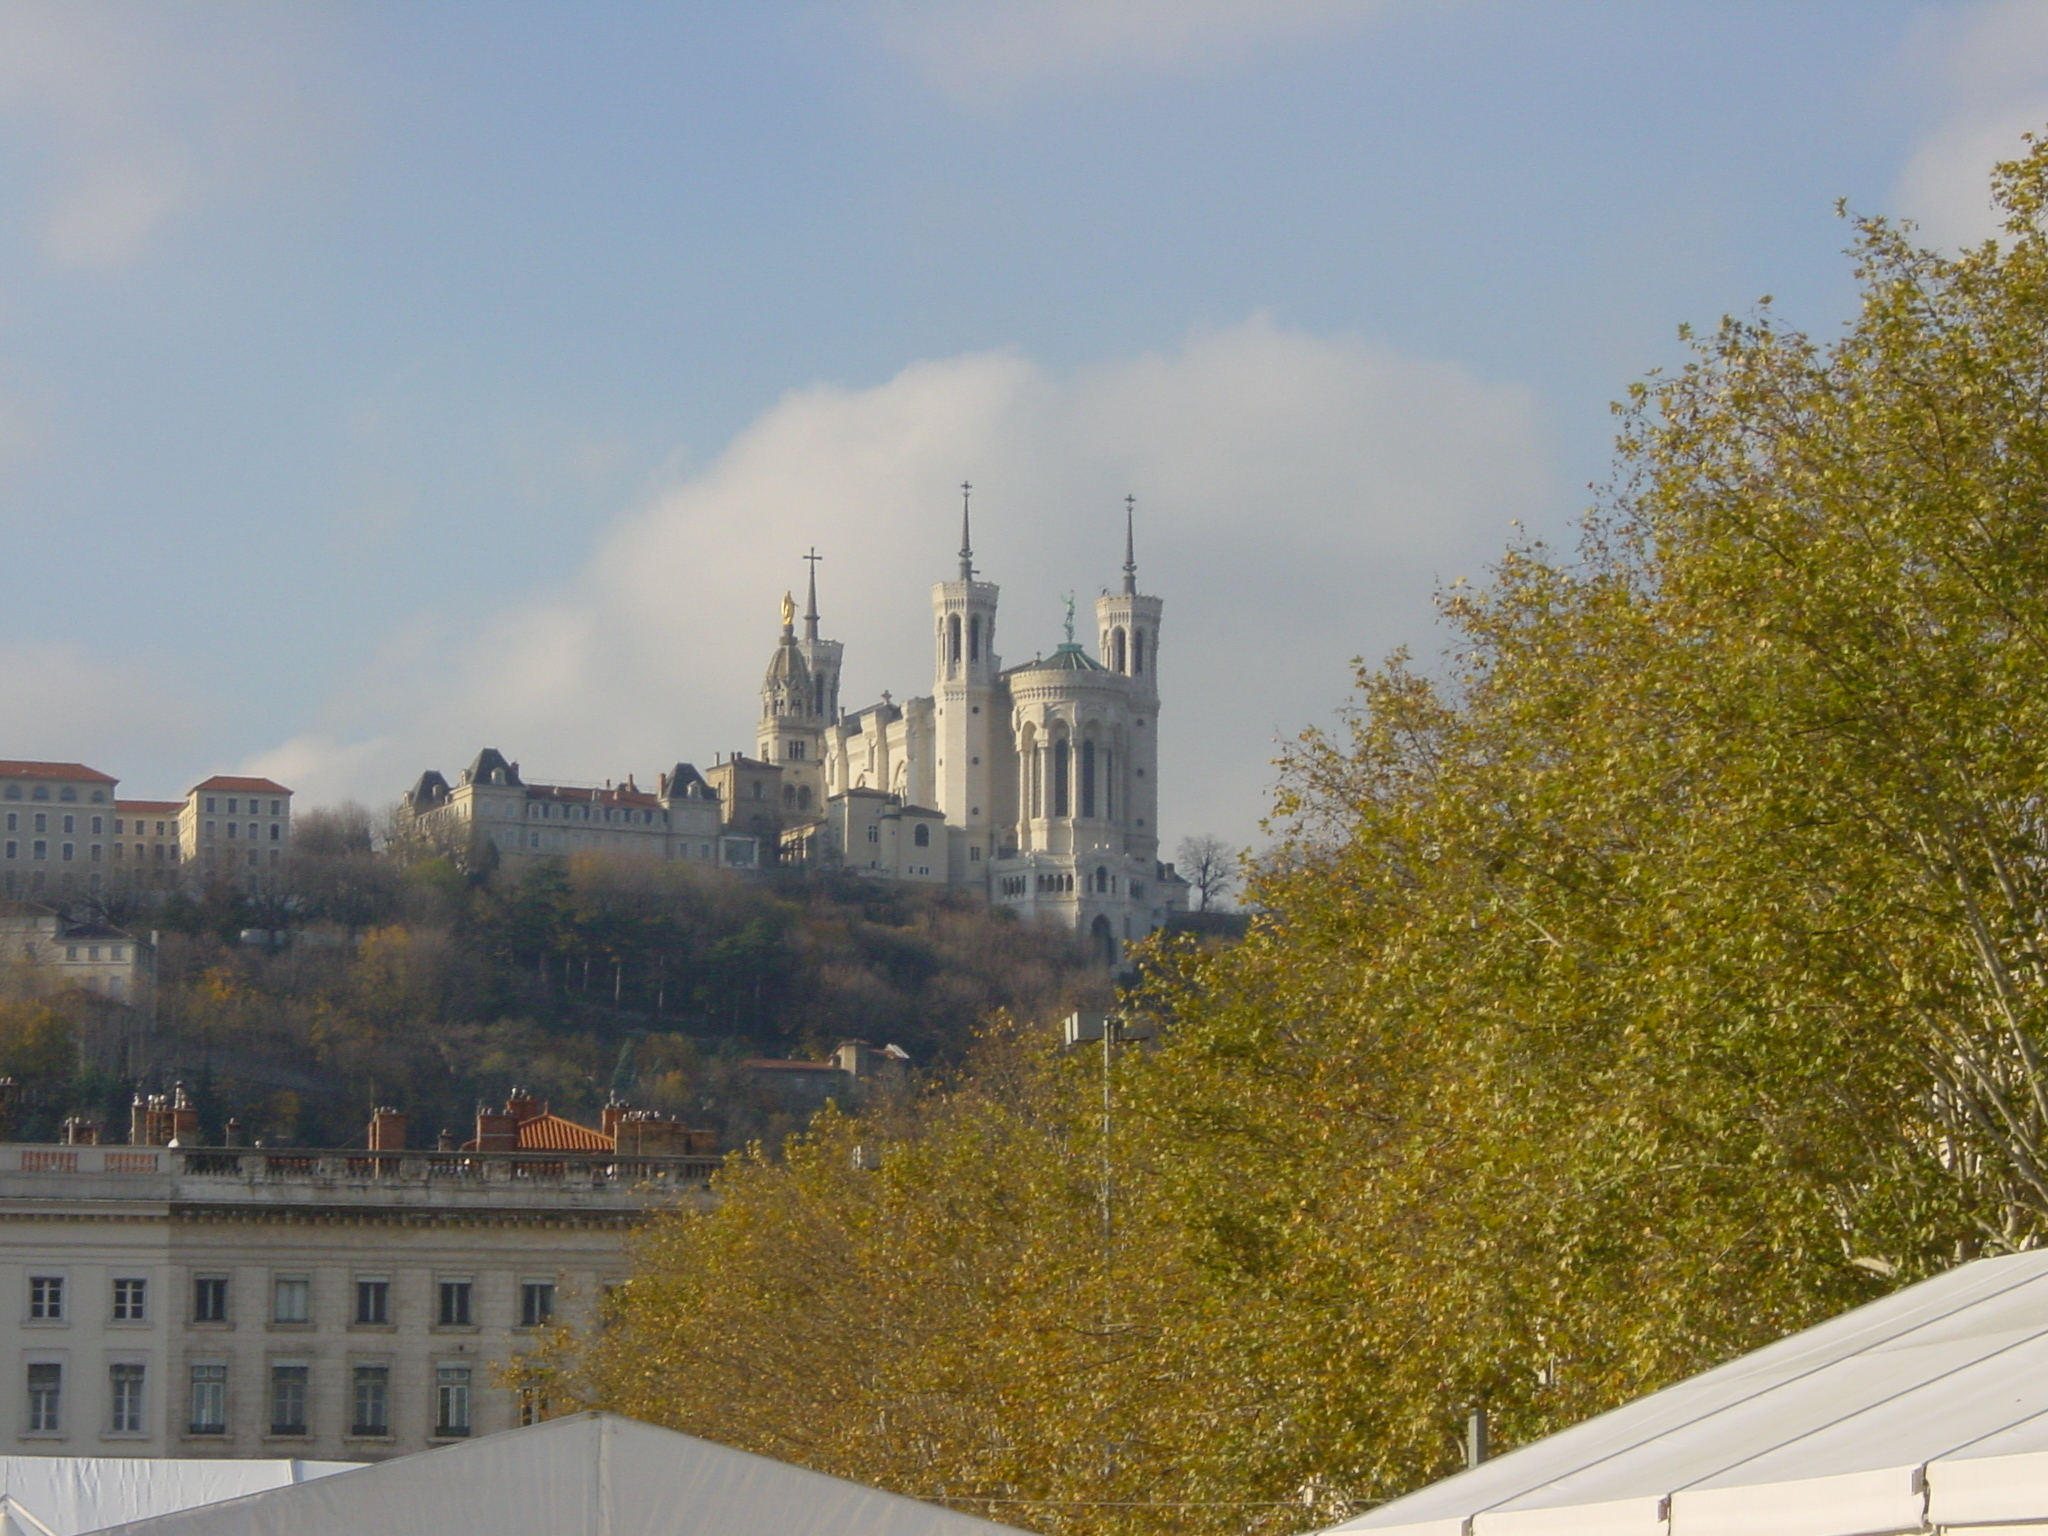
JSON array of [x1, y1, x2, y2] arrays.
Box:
[[1029, 643, 1108, 673]]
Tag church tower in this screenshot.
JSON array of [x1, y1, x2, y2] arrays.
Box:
[[797, 550, 842, 724], [758, 591, 825, 816], [933, 484, 1001, 880], [1095, 498, 1164, 869]]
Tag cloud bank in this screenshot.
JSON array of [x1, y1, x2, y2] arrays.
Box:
[[248, 317, 1549, 854], [1894, 0, 2048, 248]]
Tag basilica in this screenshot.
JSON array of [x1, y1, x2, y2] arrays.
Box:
[[749, 492, 1187, 962]]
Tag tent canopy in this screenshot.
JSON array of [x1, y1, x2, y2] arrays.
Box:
[[1328, 1249, 2048, 1536], [0, 1455, 346, 1536], [82, 1412, 1038, 1536]]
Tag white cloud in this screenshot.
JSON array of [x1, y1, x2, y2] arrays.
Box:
[[872, 0, 1396, 103], [0, 1, 331, 271], [0, 642, 202, 772], [249, 317, 1551, 853], [1893, 0, 2048, 248]]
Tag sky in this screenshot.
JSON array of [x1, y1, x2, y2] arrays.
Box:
[[1, 0, 2044, 856]]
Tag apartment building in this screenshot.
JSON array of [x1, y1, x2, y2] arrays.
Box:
[[0, 1099, 712, 1461]]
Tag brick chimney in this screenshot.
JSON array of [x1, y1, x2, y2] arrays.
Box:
[[474, 1105, 520, 1153], [60, 1116, 99, 1146], [503, 1088, 540, 1125], [168, 1084, 200, 1145], [600, 1099, 626, 1142], [367, 1106, 408, 1151]]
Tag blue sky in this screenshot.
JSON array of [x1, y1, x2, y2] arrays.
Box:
[[2, 0, 2040, 852]]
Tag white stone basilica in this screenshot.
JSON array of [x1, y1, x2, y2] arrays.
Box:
[[754, 492, 1186, 962]]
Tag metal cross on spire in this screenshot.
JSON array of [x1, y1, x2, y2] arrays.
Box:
[[1122, 494, 1138, 596], [958, 480, 975, 580]]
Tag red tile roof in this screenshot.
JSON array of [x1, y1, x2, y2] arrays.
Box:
[[0, 761, 116, 783], [515, 1113, 614, 1152], [190, 776, 292, 794], [116, 800, 183, 815]]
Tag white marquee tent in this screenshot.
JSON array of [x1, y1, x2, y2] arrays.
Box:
[[80, 1412, 1037, 1536], [0, 1455, 347, 1535], [1328, 1247, 2048, 1536]]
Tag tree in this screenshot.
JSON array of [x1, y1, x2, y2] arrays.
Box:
[[1174, 835, 1234, 911]]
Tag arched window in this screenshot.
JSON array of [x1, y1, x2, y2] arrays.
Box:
[[1052, 740, 1070, 817], [1090, 914, 1115, 966], [1081, 740, 1097, 818], [947, 614, 962, 675], [1095, 865, 1109, 893], [1133, 629, 1146, 675], [914, 823, 931, 847], [969, 614, 982, 663], [1110, 628, 1126, 673], [798, 786, 812, 809], [1103, 749, 1113, 819]]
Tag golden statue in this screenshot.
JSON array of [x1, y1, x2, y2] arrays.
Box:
[[781, 591, 796, 630]]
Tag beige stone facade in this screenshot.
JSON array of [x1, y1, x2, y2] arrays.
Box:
[[0, 1138, 710, 1461], [401, 749, 756, 871]]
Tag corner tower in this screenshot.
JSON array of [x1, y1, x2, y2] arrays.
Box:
[[1095, 497, 1164, 866], [933, 483, 1001, 873]]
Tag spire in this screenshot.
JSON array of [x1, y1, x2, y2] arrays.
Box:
[[958, 480, 974, 581], [1122, 494, 1138, 595], [802, 547, 822, 643]]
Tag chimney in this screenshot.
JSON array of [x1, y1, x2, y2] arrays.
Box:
[[436, 1127, 458, 1152], [367, 1106, 408, 1151], [168, 1084, 200, 1144], [600, 1099, 626, 1142], [129, 1093, 149, 1146], [503, 1088, 540, 1125], [474, 1105, 519, 1153], [222, 1117, 243, 1148], [60, 1116, 99, 1146]]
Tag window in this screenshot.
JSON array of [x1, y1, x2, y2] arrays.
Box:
[[270, 800, 281, 815], [108, 1363, 144, 1433], [90, 816, 102, 835], [436, 1279, 473, 1327], [226, 823, 236, 840], [354, 1278, 389, 1325], [269, 1363, 308, 1436], [520, 1281, 556, 1329], [111, 1278, 146, 1322], [30, 787, 46, 801], [1133, 629, 1146, 674], [351, 1365, 390, 1436], [26, 1363, 60, 1432], [270, 823, 281, 841], [188, 1363, 227, 1434], [273, 1276, 310, 1324], [205, 797, 216, 813], [226, 798, 238, 814], [192, 1275, 228, 1323], [60, 844, 72, 863], [3, 813, 12, 831], [29, 1275, 64, 1321], [110, 945, 124, 962], [1081, 740, 1097, 818], [435, 1366, 472, 1437], [1, 787, 13, 799], [1052, 740, 1070, 817], [58, 788, 74, 803], [61, 815, 73, 835], [914, 823, 930, 847], [31, 813, 43, 833], [3, 844, 12, 860], [866, 824, 879, 844], [30, 841, 44, 861]]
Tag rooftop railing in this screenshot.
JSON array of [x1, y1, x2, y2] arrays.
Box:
[[3, 1142, 721, 1191]]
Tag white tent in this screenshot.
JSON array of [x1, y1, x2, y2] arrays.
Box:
[[0, 1455, 347, 1536], [82, 1412, 1038, 1536], [1327, 1247, 2048, 1535]]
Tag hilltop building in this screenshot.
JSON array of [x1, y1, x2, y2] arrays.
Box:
[[398, 749, 756, 870], [0, 763, 292, 900], [765, 494, 1186, 963]]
